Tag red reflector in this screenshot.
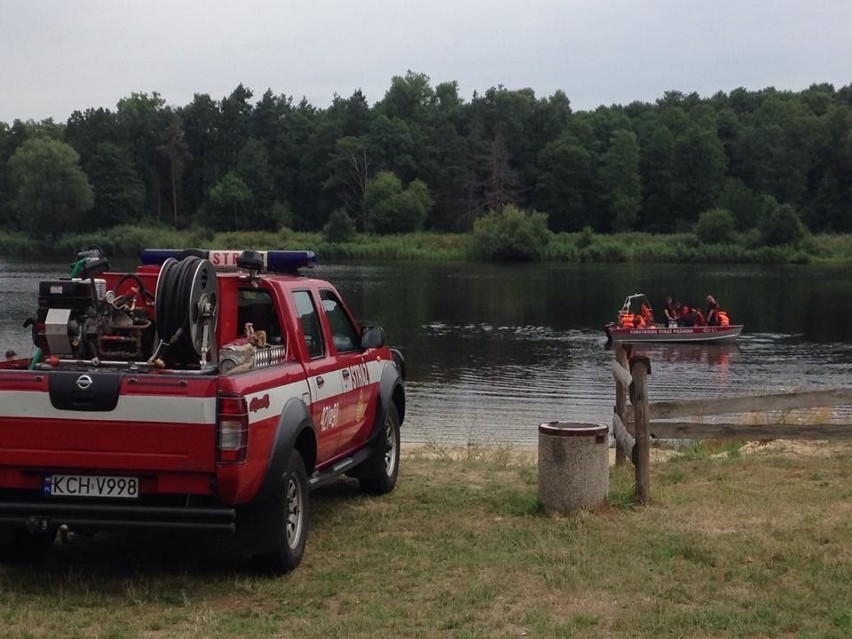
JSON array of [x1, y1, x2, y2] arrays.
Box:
[[219, 449, 244, 463]]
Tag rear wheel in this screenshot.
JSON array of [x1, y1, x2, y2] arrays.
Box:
[[252, 451, 310, 574], [359, 405, 401, 495]]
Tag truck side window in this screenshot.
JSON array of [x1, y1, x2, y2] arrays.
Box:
[[320, 289, 359, 353], [237, 288, 284, 346], [292, 290, 324, 359]]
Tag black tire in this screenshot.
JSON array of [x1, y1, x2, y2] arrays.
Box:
[[252, 451, 310, 575], [359, 404, 401, 495]]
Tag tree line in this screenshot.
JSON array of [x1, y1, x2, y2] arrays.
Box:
[[1, 72, 851, 240]]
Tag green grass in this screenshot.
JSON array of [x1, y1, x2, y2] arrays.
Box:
[[1, 442, 850, 638]]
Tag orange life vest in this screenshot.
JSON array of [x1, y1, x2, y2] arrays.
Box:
[[717, 311, 730, 327], [620, 313, 635, 328]]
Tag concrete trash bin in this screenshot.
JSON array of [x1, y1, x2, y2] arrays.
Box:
[[538, 422, 609, 513]]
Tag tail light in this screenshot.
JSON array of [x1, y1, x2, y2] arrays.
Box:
[[217, 395, 248, 463]]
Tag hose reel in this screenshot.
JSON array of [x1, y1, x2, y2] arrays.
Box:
[[152, 256, 218, 367]]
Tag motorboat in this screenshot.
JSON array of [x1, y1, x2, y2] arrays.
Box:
[[604, 293, 743, 344]]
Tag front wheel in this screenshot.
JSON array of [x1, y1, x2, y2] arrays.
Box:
[[358, 404, 401, 495], [252, 451, 310, 574]]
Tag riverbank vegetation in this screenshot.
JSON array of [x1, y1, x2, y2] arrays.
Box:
[[1, 75, 851, 263], [3, 221, 852, 265], [1, 443, 849, 637]]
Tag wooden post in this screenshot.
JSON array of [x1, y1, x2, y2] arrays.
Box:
[[614, 344, 629, 465], [630, 355, 651, 504]]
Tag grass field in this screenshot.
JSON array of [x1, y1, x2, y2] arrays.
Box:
[[1, 441, 850, 638]]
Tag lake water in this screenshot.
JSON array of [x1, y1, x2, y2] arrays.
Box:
[[2, 257, 852, 446]]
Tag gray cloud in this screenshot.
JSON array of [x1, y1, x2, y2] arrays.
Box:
[[1, 0, 850, 123]]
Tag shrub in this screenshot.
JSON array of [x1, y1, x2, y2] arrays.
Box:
[[469, 205, 552, 261], [761, 204, 807, 247], [576, 226, 595, 249], [323, 209, 357, 244], [695, 208, 736, 244]]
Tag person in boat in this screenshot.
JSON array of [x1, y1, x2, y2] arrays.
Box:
[[639, 302, 654, 326], [705, 295, 719, 326], [676, 302, 705, 327], [674, 301, 690, 326], [704, 295, 733, 327], [663, 297, 677, 326]]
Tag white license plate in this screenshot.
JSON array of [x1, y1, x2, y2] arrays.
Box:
[[44, 474, 139, 499]]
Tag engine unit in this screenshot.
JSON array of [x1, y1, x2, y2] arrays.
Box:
[[33, 277, 154, 361]]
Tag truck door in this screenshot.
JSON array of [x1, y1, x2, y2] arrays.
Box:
[[318, 289, 377, 455], [291, 289, 341, 464]]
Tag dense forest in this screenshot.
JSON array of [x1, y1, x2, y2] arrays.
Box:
[[1, 72, 851, 244]]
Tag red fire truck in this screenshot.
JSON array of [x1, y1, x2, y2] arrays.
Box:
[[0, 247, 405, 573]]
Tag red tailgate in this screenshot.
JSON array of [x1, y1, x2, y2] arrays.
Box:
[[0, 372, 218, 473]]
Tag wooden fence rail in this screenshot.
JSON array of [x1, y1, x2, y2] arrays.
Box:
[[611, 343, 852, 504]]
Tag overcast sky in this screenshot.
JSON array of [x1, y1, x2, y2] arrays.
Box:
[[2, 0, 850, 124]]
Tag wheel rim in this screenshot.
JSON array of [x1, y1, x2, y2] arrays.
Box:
[[383, 414, 398, 477], [285, 473, 304, 550]]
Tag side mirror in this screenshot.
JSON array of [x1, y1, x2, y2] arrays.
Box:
[[360, 325, 385, 349]]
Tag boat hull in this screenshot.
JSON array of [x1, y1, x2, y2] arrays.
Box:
[[605, 324, 743, 344]]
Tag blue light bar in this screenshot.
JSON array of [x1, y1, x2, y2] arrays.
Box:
[[140, 249, 317, 273]]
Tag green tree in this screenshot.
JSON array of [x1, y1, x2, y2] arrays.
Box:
[[418, 82, 473, 231], [115, 92, 171, 218], [716, 178, 777, 230], [367, 114, 418, 183], [65, 107, 118, 165], [804, 102, 852, 231], [216, 84, 254, 169], [600, 129, 641, 231], [234, 138, 276, 229], [737, 95, 815, 206], [638, 122, 675, 231], [669, 125, 728, 228], [85, 142, 145, 228], [534, 135, 594, 231], [208, 172, 251, 231], [179, 93, 220, 219], [365, 171, 432, 234], [8, 137, 93, 237], [377, 71, 435, 123]]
